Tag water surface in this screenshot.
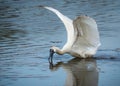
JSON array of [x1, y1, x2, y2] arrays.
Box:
[[0, 0, 120, 86]]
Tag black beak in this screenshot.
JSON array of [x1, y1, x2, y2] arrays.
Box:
[[48, 49, 54, 63]]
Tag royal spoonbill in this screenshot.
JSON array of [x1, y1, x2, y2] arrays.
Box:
[[40, 6, 101, 60]]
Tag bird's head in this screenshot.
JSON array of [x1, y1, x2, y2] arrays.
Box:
[[49, 46, 63, 62], [49, 46, 62, 57], [49, 48, 55, 58], [49, 46, 58, 61]]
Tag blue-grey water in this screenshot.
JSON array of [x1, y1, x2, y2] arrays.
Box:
[[0, 0, 120, 86]]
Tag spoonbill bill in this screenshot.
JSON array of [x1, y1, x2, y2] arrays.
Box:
[[40, 6, 101, 60]]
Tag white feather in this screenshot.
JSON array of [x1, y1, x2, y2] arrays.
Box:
[[43, 6, 101, 58]]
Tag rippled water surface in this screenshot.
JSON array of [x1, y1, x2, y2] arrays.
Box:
[[0, 0, 120, 86]]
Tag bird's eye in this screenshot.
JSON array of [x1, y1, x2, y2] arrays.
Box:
[[50, 49, 54, 53]]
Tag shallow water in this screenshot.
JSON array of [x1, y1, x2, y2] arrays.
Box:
[[0, 0, 120, 86]]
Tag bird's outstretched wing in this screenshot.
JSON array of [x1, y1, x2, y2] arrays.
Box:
[[41, 6, 75, 51], [73, 16, 101, 48]]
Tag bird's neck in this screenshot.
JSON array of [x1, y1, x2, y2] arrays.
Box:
[[55, 47, 64, 55]]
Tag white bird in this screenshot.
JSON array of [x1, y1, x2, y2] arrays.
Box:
[[40, 6, 101, 59]]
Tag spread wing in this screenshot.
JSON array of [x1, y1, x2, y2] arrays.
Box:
[[42, 6, 75, 51], [73, 16, 101, 49]]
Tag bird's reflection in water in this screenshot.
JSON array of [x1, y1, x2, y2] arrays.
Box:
[[49, 58, 98, 86]]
